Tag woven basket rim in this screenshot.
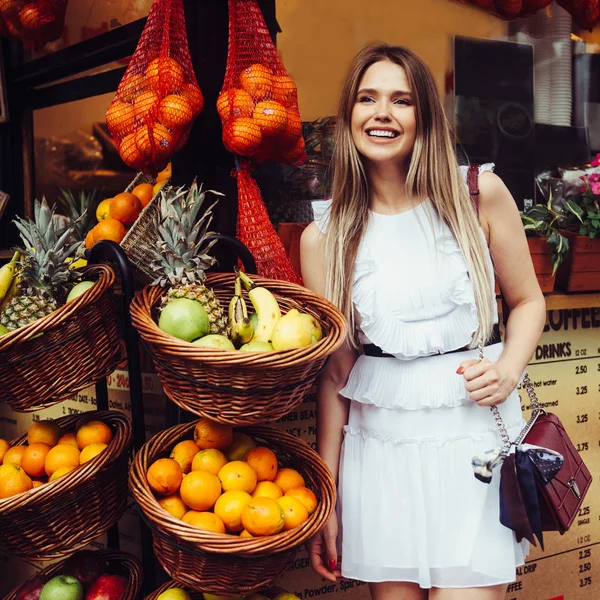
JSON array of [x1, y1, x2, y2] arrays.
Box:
[[0, 264, 116, 350], [0, 411, 132, 514], [129, 273, 347, 368], [130, 421, 336, 556]]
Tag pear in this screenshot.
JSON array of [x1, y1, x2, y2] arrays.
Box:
[[299, 312, 323, 343], [271, 309, 312, 351], [66, 280, 95, 303], [192, 334, 235, 350], [239, 341, 274, 352]]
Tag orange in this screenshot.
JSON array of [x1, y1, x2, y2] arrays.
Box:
[[170, 440, 200, 474], [223, 118, 262, 156], [253, 101, 287, 137], [158, 94, 193, 129], [273, 468, 305, 493], [0, 439, 9, 463], [252, 481, 283, 500], [239, 529, 253, 538], [120, 132, 145, 170], [109, 192, 143, 226], [285, 486, 318, 515], [3, 445, 26, 466], [224, 432, 256, 461], [277, 496, 309, 530], [191, 448, 228, 476], [283, 111, 303, 144], [45, 444, 80, 477], [193, 418, 233, 450], [271, 74, 297, 107], [147, 458, 183, 496], [96, 198, 113, 221], [120, 73, 148, 103], [157, 493, 188, 519], [135, 123, 174, 163], [19, 4, 43, 30], [32, 480, 45, 488], [214, 490, 252, 532], [85, 229, 95, 249], [28, 420, 61, 447], [145, 57, 184, 95], [244, 447, 278, 482], [133, 90, 160, 124], [106, 101, 135, 136], [241, 497, 285, 536], [218, 461, 257, 494], [91, 219, 127, 244], [181, 83, 204, 115], [182, 510, 226, 533], [76, 420, 113, 449], [179, 469, 221, 511], [0, 464, 33, 498], [216, 89, 254, 121], [80, 442, 108, 464], [21, 442, 51, 478], [239, 64, 273, 100], [49, 465, 76, 482], [57, 432, 79, 448], [131, 183, 154, 208]]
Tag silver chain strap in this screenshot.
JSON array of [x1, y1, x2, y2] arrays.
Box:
[[478, 344, 544, 456]]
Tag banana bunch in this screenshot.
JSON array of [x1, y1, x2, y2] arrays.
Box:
[[238, 270, 281, 343], [0, 251, 21, 313], [228, 274, 253, 347]]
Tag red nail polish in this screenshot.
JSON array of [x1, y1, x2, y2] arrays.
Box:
[[328, 559, 337, 570], [456, 366, 464, 374]]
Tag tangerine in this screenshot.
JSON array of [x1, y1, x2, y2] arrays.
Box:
[[145, 57, 184, 95], [134, 90, 160, 125], [96, 198, 113, 221], [92, 219, 127, 244], [239, 64, 273, 100], [218, 460, 257, 494], [131, 183, 154, 208], [119, 132, 146, 170], [170, 440, 200, 474], [58, 432, 79, 448], [106, 101, 135, 136], [193, 418, 233, 450], [223, 118, 262, 156], [181, 83, 204, 115], [157, 493, 188, 519], [224, 432, 256, 461], [45, 444, 80, 477], [244, 447, 278, 482], [136, 123, 174, 163], [3, 445, 26, 466], [76, 420, 113, 449], [271, 74, 297, 107], [241, 497, 285, 536], [252, 481, 283, 500], [85, 229, 95, 250], [283, 111, 302, 144], [80, 442, 108, 464], [19, 4, 43, 31], [273, 468, 305, 493], [182, 510, 226, 533], [120, 73, 148, 103], [180, 469, 222, 511], [0, 463, 33, 498], [109, 193, 142, 226], [0, 439, 9, 463], [28, 420, 61, 447], [32, 480, 44, 488], [49, 465, 76, 481], [239, 529, 253, 538], [285, 486, 318, 515], [253, 101, 287, 137], [147, 458, 183, 496], [158, 94, 193, 129], [216, 89, 254, 121], [214, 490, 252, 532], [21, 442, 52, 478], [277, 495, 309, 530], [191, 448, 228, 476]]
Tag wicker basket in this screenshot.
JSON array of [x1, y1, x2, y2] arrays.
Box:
[[129, 273, 346, 424], [0, 411, 132, 560], [130, 421, 336, 594], [0, 264, 122, 412], [5, 549, 142, 600]]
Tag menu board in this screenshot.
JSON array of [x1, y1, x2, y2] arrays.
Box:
[[0, 307, 598, 599]]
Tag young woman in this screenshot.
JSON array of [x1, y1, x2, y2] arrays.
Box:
[[300, 43, 546, 600]]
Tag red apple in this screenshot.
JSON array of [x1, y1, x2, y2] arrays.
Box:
[[61, 551, 106, 589], [15, 575, 52, 600], [84, 575, 128, 600]]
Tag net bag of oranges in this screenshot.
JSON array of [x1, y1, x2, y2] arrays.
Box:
[[105, 0, 203, 176]]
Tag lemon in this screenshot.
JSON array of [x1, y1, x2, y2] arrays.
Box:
[[96, 198, 113, 221], [157, 589, 192, 600]]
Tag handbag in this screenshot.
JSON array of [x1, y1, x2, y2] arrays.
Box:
[[466, 164, 593, 538]]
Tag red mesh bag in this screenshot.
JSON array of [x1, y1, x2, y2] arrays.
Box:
[[558, 0, 600, 30], [219, 0, 306, 167], [0, 0, 67, 50], [105, 0, 203, 176]]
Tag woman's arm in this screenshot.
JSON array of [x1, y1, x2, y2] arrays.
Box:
[[459, 172, 546, 405]]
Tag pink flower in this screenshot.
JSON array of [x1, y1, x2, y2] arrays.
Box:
[[590, 172, 600, 184], [592, 153, 600, 167], [591, 181, 600, 196]]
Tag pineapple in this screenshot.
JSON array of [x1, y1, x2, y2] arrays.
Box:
[[0, 199, 80, 331], [59, 188, 102, 242], [151, 182, 228, 335]]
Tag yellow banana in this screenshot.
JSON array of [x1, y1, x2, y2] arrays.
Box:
[[0, 251, 21, 304], [238, 271, 281, 343], [0, 274, 21, 313], [231, 317, 254, 347], [228, 275, 253, 347]]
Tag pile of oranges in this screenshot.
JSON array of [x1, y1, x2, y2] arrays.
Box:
[[85, 163, 170, 249], [148, 418, 317, 537], [218, 64, 305, 166], [106, 57, 203, 173], [0, 419, 114, 499]]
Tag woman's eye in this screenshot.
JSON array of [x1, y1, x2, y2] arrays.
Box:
[[394, 99, 410, 106], [357, 96, 374, 103]]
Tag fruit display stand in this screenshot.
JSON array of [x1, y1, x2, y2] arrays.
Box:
[[129, 273, 346, 425], [5, 549, 142, 600], [129, 421, 336, 594]]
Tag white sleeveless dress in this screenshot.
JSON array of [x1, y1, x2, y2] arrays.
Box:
[[312, 164, 529, 589]]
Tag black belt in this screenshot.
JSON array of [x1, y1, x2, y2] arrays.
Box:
[[363, 325, 501, 358]]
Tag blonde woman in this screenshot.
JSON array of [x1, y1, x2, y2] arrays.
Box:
[[300, 43, 546, 600]]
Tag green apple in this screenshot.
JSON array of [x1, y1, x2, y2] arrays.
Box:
[[66, 281, 95, 303], [239, 341, 273, 352], [0, 324, 8, 336], [157, 589, 192, 600], [158, 298, 209, 342], [249, 312, 258, 333], [192, 334, 235, 350], [39, 575, 84, 600]]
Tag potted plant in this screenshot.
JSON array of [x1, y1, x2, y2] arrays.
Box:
[[558, 162, 600, 292]]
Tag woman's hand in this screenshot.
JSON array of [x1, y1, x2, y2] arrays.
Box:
[[457, 357, 518, 407], [307, 513, 342, 582]]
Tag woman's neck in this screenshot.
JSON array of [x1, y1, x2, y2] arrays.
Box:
[[366, 161, 412, 215]]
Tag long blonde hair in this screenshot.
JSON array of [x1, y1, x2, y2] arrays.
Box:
[[324, 43, 496, 347]]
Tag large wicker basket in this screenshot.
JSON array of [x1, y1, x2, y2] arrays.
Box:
[[130, 421, 336, 594], [0, 411, 132, 560], [0, 264, 122, 412], [5, 549, 142, 600], [129, 273, 346, 424]]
